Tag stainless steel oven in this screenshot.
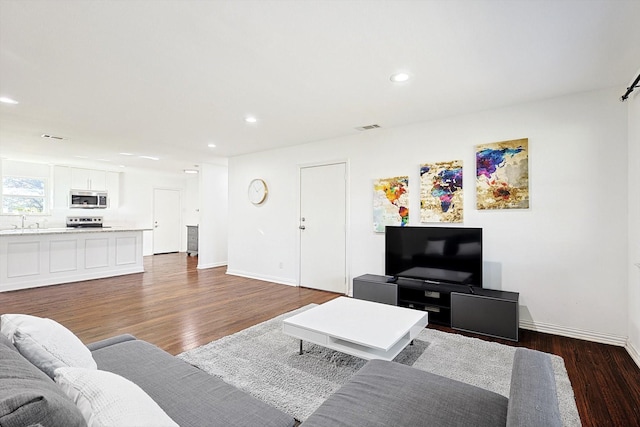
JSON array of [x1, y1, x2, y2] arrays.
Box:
[[69, 190, 108, 209]]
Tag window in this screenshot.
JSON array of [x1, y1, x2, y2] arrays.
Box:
[[1, 176, 48, 214]]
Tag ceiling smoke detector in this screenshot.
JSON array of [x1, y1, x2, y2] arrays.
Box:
[[355, 124, 381, 131]]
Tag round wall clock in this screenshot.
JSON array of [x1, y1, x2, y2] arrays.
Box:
[[248, 178, 268, 205]]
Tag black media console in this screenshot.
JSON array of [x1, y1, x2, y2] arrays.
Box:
[[352, 274, 519, 341]]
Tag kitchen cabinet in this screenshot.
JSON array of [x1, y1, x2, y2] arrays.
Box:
[[105, 171, 120, 208], [53, 167, 120, 208], [71, 167, 106, 190], [0, 227, 146, 292], [53, 166, 71, 208]]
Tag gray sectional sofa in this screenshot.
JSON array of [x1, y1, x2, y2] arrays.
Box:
[[2, 324, 563, 427], [301, 347, 563, 427], [0, 332, 295, 427], [87, 334, 296, 427]]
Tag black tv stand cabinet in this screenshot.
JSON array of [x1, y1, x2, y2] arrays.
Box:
[[396, 277, 466, 325], [353, 274, 519, 341]]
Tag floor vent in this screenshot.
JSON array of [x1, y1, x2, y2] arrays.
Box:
[[355, 124, 381, 131]]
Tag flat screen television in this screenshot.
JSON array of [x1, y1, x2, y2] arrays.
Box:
[[385, 226, 483, 287]]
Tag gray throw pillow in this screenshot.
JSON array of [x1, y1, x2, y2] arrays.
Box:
[[0, 344, 86, 427]]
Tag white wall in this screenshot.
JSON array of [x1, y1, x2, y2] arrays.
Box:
[[116, 169, 196, 255], [627, 82, 640, 366], [185, 175, 200, 227], [228, 87, 629, 345], [197, 163, 228, 269]]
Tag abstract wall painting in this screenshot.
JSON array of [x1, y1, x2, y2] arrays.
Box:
[[476, 138, 529, 209], [420, 160, 463, 223], [373, 176, 409, 232]]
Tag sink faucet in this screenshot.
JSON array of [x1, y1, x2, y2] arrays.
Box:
[[21, 214, 26, 230]]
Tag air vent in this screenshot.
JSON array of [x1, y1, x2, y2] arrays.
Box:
[[41, 134, 64, 140], [355, 124, 381, 131]]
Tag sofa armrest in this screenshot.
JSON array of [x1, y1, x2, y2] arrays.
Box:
[[87, 334, 137, 351], [506, 347, 562, 427]]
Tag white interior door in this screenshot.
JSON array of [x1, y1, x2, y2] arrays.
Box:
[[299, 163, 347, 293], [153, 188, 181, 254]]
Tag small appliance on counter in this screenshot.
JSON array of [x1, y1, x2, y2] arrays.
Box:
[[69, 190, 108, 209], [66, 216, 104, 228]]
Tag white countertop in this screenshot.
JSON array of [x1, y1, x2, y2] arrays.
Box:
[[0, 227, 151, 236]]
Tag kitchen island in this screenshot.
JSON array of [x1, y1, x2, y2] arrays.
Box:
[[0, 227, 149, 292]]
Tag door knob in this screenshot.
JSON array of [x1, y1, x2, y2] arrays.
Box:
[[299, 225, 306, 230]]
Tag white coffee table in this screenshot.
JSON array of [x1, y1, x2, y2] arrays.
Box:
[[282, 297, 428, 361]]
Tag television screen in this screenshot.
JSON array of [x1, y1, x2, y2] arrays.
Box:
[[385, 226, 483, 287]]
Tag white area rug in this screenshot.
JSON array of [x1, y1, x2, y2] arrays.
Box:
[[178, 305, 581, 425]]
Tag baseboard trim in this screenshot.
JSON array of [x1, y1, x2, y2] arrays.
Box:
[[196, 261, 227, 270], [519, 319, 627, 347], [0, 267, 145, 293], [225, 269, 297, 287], [625, 340, 640, 369]]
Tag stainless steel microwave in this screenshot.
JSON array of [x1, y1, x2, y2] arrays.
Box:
[[70, 190, 108, 209]]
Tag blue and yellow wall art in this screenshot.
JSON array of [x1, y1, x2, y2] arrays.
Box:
[[420, 160, 464, 223], [476, 138, 529, 209]]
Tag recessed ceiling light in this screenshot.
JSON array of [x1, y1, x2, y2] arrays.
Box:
[[0, 97, 18, 104], [208, 143, 216, 148], [390, 72, 410, 83], [139, 155, 159, 161], [119, 152, 133, 156], [184, 169, 199, 174], [245, 116, 257, 123]]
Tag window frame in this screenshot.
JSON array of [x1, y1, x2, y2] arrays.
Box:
[[1, 174, 50, 216]]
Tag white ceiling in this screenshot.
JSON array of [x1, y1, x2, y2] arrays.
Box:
[[1, 0, 639, 174]]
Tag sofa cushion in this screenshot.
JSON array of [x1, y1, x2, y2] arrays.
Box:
[[507, 348, 562, 427], [301, 359, 508, 427], [55, 367, 178, 427], [90, 336, 295, 427], [0, 342, 86, 427], [1, 314, 96, 378], [0, 333, 18, 352], [86, 333, 137, 351]]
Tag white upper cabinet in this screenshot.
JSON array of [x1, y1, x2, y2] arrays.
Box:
[[106, 171, 120, 208], [54, 166, 120, 209], [53, 166, 71, 208], [71, 167, 106, 191]]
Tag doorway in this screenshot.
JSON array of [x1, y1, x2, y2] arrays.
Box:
[[299, 162, 347, 294], [153, 188, 181, 254]]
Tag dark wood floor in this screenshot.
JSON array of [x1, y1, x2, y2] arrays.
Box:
[[1, 253, 638, 427]]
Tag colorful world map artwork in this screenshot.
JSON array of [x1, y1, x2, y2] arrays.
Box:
[[373, 176, 409, 232], [420, 160, 463, 223], [476, 138, 529, 209]]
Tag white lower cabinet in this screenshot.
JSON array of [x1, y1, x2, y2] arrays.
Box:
[[0, 229, 145, 292]]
